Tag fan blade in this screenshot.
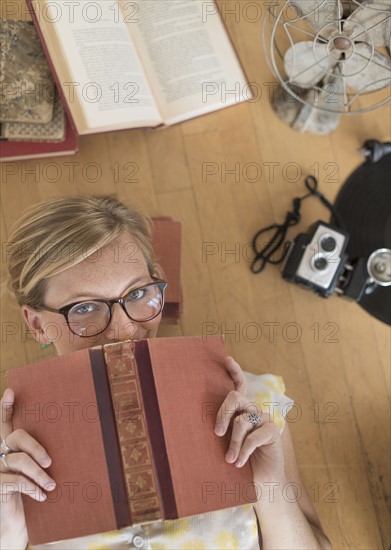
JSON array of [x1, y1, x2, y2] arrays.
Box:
[[284, 41, 336, 88], [290, 0, 342, 37], [342, 43, 391, 91], [347, 0, 391, 48]]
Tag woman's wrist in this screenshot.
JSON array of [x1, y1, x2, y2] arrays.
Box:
[[1, 521, 28, 550], [252, 474, 289, 513]]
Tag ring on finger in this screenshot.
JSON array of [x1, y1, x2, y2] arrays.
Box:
[[246, 412, 262, 428], [0, 452, 10, 470], [0, 436, 14, 454]]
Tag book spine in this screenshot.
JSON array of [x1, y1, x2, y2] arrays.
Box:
[[89, 349, 131, 529], [103, 342, 162, 524], [134, 340, 177, 519]]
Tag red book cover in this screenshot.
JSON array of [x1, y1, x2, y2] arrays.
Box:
[[7, 336, 256, 545]]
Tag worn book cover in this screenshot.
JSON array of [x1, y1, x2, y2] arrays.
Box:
[[1, 92, 65, 142], [8, 336, 256, 545], [0, 19, 54, 124], [0, 109, 78, 161]]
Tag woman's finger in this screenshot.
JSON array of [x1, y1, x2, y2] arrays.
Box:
[[0, 472, 48, 502], [5, 429, 52, 469], [234, 421, 280, 468], [214, 391, 260, 436], [0, 389, 15, 441], [0, 452, 56, 491], [223, 357, 247, 395], [224, 413, 257, 464], [214, 390, 246, 436], [224, 410, 272, 464]]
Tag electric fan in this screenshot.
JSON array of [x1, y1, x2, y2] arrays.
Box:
[[262, 0, 391, 133]]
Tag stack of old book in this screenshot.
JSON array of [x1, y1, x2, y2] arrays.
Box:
[[1, 1, 251, 160], [151, 217, 183, 323], [0, 20, 78, 161]]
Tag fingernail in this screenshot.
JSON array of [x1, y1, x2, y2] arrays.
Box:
[[226, 449, 235, 461], [38, 492, 47, 501], [46, 481, 56, 491], [215, 424, 225, 436], [235, 459, 242, 467], [41, 455, 52, 468]]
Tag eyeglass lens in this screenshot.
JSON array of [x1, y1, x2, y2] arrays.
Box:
[[67, 284, 164, 337]]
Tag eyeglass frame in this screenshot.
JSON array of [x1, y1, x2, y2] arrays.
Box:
[[34, 278, 168, 337]]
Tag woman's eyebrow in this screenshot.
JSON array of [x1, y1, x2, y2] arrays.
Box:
[[64, 276, 149, 302], [119, 276, 152, 297]]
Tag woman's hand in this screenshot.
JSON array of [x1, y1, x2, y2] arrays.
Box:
[[0, 388, 56, 548], [215, 358, 332, 549], [214, 357, 286, 486]]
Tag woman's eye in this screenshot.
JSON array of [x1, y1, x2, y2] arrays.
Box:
[[128, 288, 147, 300], [73, 303, 99, 315]]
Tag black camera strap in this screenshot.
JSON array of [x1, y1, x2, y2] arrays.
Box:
[[250, 175, 344, 274]]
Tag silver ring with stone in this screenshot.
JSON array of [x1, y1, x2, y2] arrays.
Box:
[[0, 437, 13, 454], [0, 452, 10, 470], [246, 412, 262, 428]]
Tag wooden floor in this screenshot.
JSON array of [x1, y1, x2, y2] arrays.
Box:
[[1, 1, 390, 548]]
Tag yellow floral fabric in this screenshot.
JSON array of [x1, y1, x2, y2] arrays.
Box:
[[31, 373, 293, 550]]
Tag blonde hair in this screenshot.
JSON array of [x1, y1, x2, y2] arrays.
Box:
[[6, 195, 156, 307]]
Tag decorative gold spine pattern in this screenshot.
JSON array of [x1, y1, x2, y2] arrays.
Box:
[[104, 341, 162, 524]]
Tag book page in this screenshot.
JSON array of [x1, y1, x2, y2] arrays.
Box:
[[127, 0, 251, 125], [34, 0, 162, 133]]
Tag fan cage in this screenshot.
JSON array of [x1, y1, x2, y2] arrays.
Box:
[[262, 0, 391, 115]]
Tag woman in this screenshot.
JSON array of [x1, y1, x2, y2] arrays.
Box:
[[1, 196, 331, 549]]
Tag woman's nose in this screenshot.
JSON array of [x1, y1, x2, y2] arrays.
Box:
[[104, 303, 139, 341]]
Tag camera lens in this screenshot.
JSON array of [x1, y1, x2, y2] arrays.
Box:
[[320, 236, 337, 252], [314, 257, 328, 270], [367, 249, 391, 286]]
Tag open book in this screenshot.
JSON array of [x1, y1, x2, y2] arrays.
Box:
[[27, 0, 251, 134], [8, 336, 256, 545]]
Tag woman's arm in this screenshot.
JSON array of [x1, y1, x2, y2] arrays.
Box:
[[216, 357, 332, 550], [253, 424, 332, 549]]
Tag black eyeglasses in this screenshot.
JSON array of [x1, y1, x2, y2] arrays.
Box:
[[36, 279, 167, 337]]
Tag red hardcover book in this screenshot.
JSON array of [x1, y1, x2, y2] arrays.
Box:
[[0, 111, 78, 161], [7, 336, 256, 545], [151, 217, 182, 323]]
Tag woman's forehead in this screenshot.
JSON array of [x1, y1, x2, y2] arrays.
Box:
[[44, 234, 150, 305]]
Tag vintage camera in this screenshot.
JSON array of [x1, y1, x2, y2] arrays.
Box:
[[282, 221, 391, 300], [282, 221, 348, 298]]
